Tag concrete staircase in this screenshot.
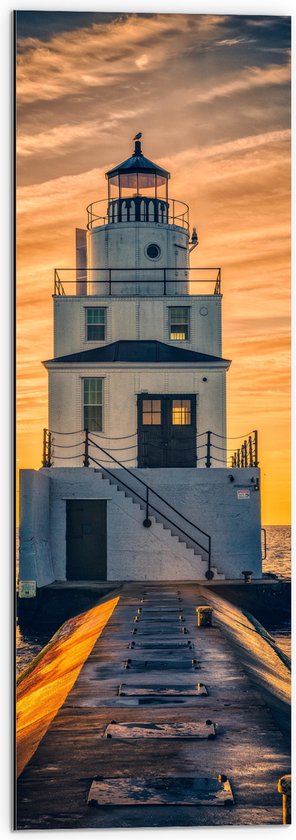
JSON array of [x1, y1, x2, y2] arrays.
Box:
[[95, 467, 224, 580]]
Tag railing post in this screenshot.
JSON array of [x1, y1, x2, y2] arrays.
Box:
[[108, 269, 112, 296], [237, 449, 240, 468], [214, 268, 221, 295], [261, 527, 267, 561], [48, 432, 52, 467], [254, 430, 259, 466], [163, 268, 167, 296], [206, 431, 211, 468], [205, 535, 214, 580], [83, 428, 89, 467], [278, 775, 291, 825], [42, 428, 47, 467], [248, 436, 253, 467], [243, 440, 247, 467], [42, 429, 52, 467], [143, 486, 152, 528]]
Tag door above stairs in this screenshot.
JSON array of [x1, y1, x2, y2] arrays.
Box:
[[137, 393, 197, 468]]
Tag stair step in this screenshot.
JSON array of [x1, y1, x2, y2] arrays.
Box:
[[98, 467, 210, 568]]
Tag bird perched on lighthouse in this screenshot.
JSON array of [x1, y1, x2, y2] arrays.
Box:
[[133, 132, 142, 140]]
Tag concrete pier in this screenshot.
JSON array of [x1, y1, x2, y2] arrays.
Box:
[[16, 584, 291, 829]]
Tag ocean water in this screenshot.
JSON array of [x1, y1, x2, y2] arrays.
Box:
[[15, 525, 291, 676], [262, 525, 291, 581]]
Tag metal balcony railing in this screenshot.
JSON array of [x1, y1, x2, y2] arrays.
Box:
[[86, 196, 189, 230], [53, 267, 222, 296], [42, 428, 258, 470]]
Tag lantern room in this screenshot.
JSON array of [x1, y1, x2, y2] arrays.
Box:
[[105, 137, 170, 225]]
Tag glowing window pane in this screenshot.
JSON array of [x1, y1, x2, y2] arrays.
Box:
[[169, 307, 189, 341], [172, 399, 191, 425]]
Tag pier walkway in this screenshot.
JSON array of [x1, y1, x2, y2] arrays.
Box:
[[17, 584, 291, 829]]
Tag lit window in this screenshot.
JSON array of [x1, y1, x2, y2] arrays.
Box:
[[86, 308, 106, 341], [169, 307, 190, 340], [84, 379, 103, 431], [172, 399, 191, 425], [142, 399, 161, 425]]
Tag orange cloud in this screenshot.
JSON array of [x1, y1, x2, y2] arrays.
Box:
[[194, 59, 290, 103]]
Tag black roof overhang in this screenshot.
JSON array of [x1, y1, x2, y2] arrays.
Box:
[[106, 155, 170, 181], [43, 340, 231, 367]]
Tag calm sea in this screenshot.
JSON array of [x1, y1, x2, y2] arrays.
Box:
[[16, 525, 291, 675]]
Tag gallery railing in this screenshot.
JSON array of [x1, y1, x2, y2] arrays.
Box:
[[53, 266, 222, 296], [42, 428, 259, 470], [86, 196, 190, 230]]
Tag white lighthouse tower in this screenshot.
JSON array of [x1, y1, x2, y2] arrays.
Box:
[[19, 136, 262, 596], [88, 134, 189, 296]]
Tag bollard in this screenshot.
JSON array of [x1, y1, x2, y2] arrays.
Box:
[[242, 570, 253, 584], [278, 775, 291, 824], [196, 606, 213, 627]]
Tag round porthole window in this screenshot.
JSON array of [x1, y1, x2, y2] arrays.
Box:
[[199, 306, 208, 316], [146, 243, 161, 260]]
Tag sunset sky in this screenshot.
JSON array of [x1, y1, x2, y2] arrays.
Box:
[[16, 11, 291, 524]]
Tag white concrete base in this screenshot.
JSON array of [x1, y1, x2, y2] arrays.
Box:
[[19, 466, 262, 586]]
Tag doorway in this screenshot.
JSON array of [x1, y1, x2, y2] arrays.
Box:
[[137, 394, 196, 468], [66, 499, 107, 580]]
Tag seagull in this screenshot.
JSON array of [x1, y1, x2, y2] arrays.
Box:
[[133, 132, 142, 140]]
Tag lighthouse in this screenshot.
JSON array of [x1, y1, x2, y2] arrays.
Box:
[[19, 136, 262, 596]]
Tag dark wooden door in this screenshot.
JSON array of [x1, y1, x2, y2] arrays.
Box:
[[66, 499, 107, 580], [137, 394, 196, 468]]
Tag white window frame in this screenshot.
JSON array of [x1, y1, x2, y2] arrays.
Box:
[[168, 306, 190, 341], [82, 377, 104, 432], [85, 307, 106, 342]]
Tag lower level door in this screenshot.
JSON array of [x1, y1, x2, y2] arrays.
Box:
[[66, 499, 107, 580], [137, 394, 197, 467]]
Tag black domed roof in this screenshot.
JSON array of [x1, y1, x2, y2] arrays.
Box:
[[106, 139, 170, 182]]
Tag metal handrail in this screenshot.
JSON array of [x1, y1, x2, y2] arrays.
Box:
[[88, 436, 210, 540], [261, 527, 267, 561], [87, 434, 212, 577]]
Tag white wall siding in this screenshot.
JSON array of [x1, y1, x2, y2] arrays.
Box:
[[53, 295, 222, 358], [47, 365, 227, 468]]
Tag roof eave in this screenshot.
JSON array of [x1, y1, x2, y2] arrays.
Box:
[[43, 359, 231, 370]]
